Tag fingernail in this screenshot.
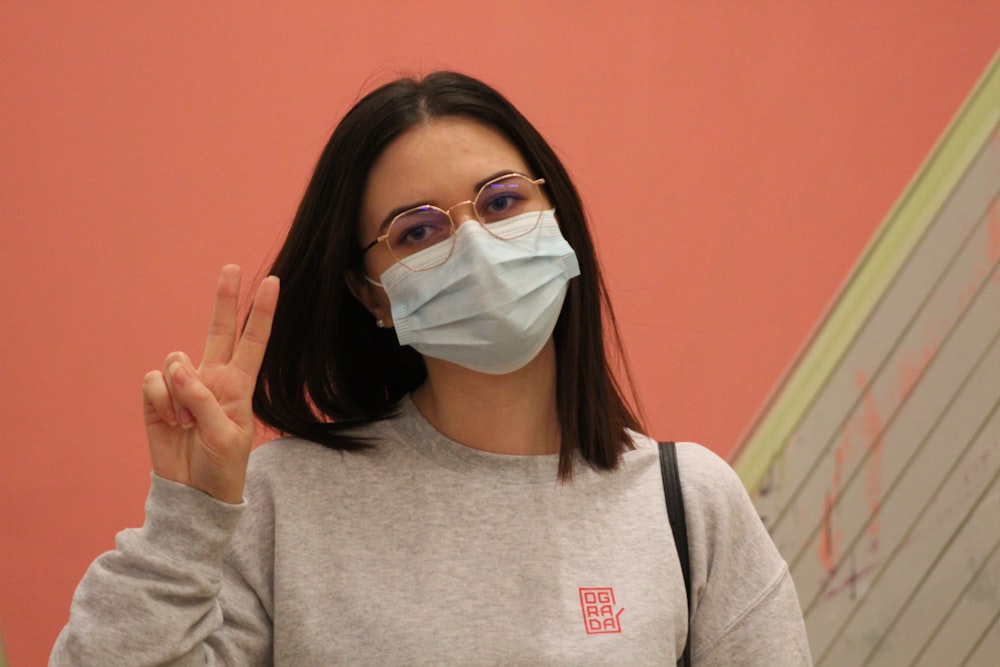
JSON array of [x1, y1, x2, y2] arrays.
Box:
[[169, 362, 187, 384], [178, 407, 195, 429]]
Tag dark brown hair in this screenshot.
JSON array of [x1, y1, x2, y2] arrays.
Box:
[[253, 71, 643, 478]]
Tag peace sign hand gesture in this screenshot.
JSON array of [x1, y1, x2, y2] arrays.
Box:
[[142, 265, 280, 504]]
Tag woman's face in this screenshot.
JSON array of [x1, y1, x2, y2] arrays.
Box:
[[353, 116, 537, 322]]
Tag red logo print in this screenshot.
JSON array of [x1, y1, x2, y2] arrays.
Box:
[[579, 587, 625, 634]]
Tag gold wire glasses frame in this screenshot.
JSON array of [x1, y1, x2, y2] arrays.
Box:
[[360, 172, 547, 272]]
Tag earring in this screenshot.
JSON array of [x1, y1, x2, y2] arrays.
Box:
[[375, 318, 385, 328]]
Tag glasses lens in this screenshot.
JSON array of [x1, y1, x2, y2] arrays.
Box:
[[475, 175, 544, 239], [387, 206, 454, 269]]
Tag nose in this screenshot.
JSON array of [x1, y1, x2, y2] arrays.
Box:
[[447, 199, 479, 227]]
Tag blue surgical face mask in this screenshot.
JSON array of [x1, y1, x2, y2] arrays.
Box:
[[376, 210, 580, 374]]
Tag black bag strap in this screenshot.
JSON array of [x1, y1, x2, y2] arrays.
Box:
[[659, 441, 692, 667]]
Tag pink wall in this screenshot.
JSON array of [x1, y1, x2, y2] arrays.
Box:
[[2, 2, 997, 663]]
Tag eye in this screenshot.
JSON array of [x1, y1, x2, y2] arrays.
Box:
[[484, 192, 520, 214], [478, 188, 529, 222], [388, 207, 452, 252], [477, 175, 542, 223], [400, 224, 432, 243]]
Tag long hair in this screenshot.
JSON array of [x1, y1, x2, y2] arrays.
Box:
[[253, 71, 643, 479]]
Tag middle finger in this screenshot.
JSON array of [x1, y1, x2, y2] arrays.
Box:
[[202, 265, 242, 366]]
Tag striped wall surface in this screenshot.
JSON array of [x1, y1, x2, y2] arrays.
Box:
[[732, 51, 1000, 666]]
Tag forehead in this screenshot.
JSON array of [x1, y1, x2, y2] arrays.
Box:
[[360, 117, 531, 228]]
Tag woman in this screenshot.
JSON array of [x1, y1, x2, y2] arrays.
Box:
[[52, 72, 811, 665]]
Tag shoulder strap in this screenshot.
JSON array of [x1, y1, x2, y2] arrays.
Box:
[[659, 441, 692, 667]]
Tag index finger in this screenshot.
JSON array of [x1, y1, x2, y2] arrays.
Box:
[[202, 265, 242, 366], [230, 275, 280, 379]]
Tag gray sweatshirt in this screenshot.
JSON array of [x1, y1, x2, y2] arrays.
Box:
[[52, 396, 812, 665]]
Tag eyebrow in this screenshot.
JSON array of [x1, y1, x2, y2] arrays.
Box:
[[375, 170, 523, 233]]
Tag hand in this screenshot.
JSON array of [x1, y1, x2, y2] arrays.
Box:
[[142, 265, 279, 504]]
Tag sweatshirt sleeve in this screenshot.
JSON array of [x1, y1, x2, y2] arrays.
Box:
[[50, 474, 272, 666], [676, 443, 813, 666]]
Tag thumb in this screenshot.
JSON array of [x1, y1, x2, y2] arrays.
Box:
[[167, 362, 233, 442]]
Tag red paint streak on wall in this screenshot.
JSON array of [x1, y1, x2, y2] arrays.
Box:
[[818, 430, 850, 574], [816, 346, 938, 576], [897, 339, 939, 398]]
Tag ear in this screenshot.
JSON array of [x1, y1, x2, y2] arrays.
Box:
[[346, 270, 392, 325]]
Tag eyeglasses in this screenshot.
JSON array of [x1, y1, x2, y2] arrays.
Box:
[[361, 172, 546, 272]]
